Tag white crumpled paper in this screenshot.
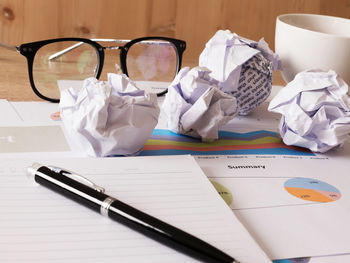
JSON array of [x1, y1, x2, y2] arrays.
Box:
[[59, 73, 160, 157], [199, 30, 281, 115], [162, 66, 238, 141], [268, 70, 350, 153]]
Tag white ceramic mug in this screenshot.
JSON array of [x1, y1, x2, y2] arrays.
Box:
[[275, 13, 350, 84]]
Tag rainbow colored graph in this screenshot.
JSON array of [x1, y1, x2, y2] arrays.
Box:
[[139, 129, 314, 156]]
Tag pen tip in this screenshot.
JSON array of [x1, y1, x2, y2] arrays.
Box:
[[27, 162, 42, 179]]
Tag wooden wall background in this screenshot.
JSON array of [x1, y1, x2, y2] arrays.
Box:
[[0, 0, 350, 65]]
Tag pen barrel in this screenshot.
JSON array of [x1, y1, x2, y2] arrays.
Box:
[[35, 166, 109, 213], [108, 200, 234, 263]]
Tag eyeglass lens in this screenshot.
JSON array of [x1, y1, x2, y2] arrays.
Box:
[[126, 40, 178, 94], [32, 41, 99, 100]]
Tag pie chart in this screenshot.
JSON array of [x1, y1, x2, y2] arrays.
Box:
[[210, 180, 233, 206], [284, 177, 341, 203]]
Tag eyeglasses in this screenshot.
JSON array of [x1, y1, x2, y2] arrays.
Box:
[[0, 37, 186, 102]]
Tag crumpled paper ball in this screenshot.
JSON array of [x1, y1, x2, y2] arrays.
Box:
[[162, 66, 238, 141], [199, 29, 281, 115], [268, 69, 350, 153], [59, 73, 160, 157]]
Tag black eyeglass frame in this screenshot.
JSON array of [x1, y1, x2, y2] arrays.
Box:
[[17, 37, 186, 103]]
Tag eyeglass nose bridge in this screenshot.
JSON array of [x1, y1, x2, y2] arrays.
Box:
[[96, 39, 130, 52], [100, 45, 128, 75], [103, 45, 125, 51]]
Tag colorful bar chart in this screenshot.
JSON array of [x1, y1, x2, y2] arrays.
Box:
[[139, 129, 314, 156]]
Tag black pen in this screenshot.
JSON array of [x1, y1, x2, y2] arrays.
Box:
[[27, 163, 236, 263]]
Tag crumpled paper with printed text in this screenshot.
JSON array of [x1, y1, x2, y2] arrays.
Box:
[[199, 30, 281, 115]]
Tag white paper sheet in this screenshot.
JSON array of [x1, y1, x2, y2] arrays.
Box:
[[0, 99, 23, 124], [0, 155, 270, 263], [0, 126, 69, 153], [8, 101, 60, 124], [308, 254, 350, 263], [194, 99, 350, 260], [0, 100, 72, 156]]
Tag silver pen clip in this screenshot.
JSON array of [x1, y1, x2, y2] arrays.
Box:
[[47, 165, 105, 193]]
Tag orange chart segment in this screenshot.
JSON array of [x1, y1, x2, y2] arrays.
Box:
[[284, 178, 341, 203], [285, 187, 333, 202]]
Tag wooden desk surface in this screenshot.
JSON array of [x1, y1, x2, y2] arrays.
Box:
[[0, 49, 286, 101]]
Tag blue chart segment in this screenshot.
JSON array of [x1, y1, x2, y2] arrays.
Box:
[[139, 129, 315, 156]]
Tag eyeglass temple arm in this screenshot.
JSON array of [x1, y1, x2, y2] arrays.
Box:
[[0, 43, 19, 52], [49, 38, 173, 61]]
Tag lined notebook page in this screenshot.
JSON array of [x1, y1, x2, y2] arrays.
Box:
[[0, 155, 270, 262]]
